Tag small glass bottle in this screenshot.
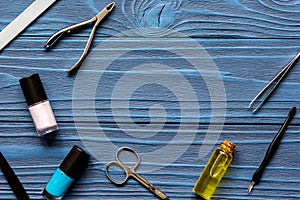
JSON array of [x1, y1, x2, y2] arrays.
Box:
[[193, 140, 236, 200], [19, 73, 59, 135], [42, 145, 90, 200]]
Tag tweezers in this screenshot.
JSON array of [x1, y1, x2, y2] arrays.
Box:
[[44, 2, 115, 74], [249, 52, 300, 113]]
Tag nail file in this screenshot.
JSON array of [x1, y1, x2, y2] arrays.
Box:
[[0, 151, 30, 200], [0, 0, 58, 51]]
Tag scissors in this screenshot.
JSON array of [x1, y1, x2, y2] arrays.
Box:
[[44, 2, 115, 74], [106, 147, 170, 200]]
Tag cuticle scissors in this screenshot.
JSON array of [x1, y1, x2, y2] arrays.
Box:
[[44, 2, 115, 75], [106, 147, 170, 200]]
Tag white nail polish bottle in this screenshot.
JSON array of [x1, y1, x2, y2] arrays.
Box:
[[19, 73, 59, 136]]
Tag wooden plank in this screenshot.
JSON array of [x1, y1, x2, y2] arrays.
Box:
[[1, 0, 300, 40]]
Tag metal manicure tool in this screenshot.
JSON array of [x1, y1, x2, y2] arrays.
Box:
[[249, 53, 300, 113], [248, 106, 297, 193], [44, 2, 115, 74], [106, 147, 170, 200]]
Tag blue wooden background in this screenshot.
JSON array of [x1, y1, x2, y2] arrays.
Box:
[[0, 0, 299, 199]]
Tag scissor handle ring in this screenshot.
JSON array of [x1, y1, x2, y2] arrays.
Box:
[[116, 146, 141, 169], [105, 161, 128, 185]]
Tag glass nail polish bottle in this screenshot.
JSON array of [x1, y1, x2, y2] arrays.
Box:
[[19, 73, 59, 136], [193, 140, 236, 200], [42, 145, 90, 200]]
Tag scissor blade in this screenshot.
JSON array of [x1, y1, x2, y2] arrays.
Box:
[[95, 2, 115, 22], [0, 0, 57, 51]]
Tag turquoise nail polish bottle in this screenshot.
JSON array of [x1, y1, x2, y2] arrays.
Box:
[[42, 145, 90, 200]]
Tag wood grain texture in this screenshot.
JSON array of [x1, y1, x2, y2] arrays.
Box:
[[0, 0, 299, 199]]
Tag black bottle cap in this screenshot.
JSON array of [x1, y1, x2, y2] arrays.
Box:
[[19, 73, 48, 106], [59, 145, 90, 179]]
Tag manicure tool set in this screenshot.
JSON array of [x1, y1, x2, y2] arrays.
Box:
[[0, 1, 298, 199]]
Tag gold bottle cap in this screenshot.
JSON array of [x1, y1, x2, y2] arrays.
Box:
[[220, 140, 236, 152]]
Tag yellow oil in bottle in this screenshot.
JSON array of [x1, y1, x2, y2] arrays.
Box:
[[192, 140, 236, 200]]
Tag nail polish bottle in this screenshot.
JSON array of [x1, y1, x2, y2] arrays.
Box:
[[19, 73, 59, 136], [42, 145, 90, 200], [193, 140, 236, 200]]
